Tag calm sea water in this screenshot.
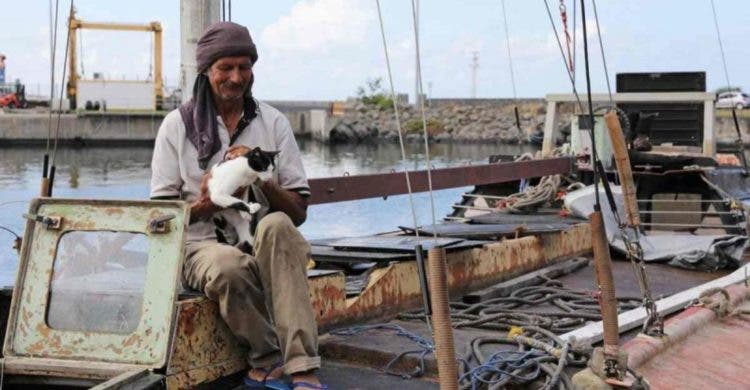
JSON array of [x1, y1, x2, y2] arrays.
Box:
[[0, 140, 533, 286]]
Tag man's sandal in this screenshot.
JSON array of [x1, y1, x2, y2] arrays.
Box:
[[290, 381, 329, 389], [243, 362, 289, 390]]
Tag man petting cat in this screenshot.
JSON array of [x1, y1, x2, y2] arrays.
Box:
[[149, 22, 325, 390]]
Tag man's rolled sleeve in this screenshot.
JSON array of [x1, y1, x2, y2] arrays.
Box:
[[150, 118, 183, 199]]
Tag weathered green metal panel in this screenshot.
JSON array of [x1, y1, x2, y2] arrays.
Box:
[[4, 198, 188, 369]]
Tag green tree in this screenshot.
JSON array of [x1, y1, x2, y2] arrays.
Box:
[[356, 77, 394, 111]]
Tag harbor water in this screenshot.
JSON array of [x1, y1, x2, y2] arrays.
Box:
[[0, 139, 534, 287]]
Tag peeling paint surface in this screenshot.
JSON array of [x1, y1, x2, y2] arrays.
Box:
[[5, 199, 188, 369], [318, 223, 592, 328], [167, 297, 246, 378]]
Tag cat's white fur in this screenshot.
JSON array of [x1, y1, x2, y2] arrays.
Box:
[[208, 155, 273, 247]]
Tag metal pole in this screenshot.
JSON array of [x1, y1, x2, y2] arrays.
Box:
[[180, 0, 220, 103]]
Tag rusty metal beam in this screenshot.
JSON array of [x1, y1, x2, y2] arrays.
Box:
[[308, 157, 573, 205]]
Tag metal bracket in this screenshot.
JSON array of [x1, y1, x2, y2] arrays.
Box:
[[23, 213, 62, 230], [148, 214, 175, 234]]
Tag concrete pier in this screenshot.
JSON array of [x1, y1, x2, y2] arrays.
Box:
[[0, 100, 334, 145]]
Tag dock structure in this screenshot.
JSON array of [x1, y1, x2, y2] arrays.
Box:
[[0, 101, 335, 145]]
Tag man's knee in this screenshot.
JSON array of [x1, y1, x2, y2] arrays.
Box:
[[202, 246, 252, 291], [256, 212, 296, 238]]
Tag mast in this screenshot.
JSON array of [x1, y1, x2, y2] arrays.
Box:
[[180, 0, 220, 103]]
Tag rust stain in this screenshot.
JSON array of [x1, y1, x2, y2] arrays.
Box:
[[103, 207, 125, 216], [178, 304, 199, 336], [35, 322, 50, 339]]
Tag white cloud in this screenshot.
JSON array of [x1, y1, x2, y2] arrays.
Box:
[[260, 0, 374, 52]]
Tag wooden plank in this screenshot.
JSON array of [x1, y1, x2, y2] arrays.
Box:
[[560, 263, 750, 345], [606, 110, 641, 227]]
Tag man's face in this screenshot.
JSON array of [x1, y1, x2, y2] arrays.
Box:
[[206, 56, 253, 102]]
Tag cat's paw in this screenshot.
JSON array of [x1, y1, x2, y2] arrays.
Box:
[[247, 203, 262, 214], [239, 211, 252, 220]]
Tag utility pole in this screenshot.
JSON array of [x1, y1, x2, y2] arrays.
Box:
[[414, 0, 420, 107], [470, 51, 479, 98]]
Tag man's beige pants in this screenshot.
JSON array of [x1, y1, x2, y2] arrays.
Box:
[[183, 212, 320, 375]]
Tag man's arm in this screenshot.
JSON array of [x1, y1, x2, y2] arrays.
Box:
[[259, 179, 308, 226]]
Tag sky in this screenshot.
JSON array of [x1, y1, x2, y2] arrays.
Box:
[[1, 0, 749, 101]]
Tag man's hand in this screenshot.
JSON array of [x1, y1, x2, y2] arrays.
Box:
[[225, 145, 252, 160], [190, 195, 221, 223]]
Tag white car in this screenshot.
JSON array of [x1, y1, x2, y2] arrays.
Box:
[[716, 91, 750, 109]]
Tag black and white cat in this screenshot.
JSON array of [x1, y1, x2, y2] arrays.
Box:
[[204, 147, 278, 251]]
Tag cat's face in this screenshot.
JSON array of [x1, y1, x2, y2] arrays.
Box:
[[244, 147, 279, 175]]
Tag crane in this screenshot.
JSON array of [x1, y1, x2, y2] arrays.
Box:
[[67, 7, 163, 110]]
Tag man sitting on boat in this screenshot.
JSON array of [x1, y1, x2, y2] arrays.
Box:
[[149, 21, 325, 390]]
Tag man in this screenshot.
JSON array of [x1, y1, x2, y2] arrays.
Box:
[[150, 22, 325, 390], [0, 54, 6, 84]]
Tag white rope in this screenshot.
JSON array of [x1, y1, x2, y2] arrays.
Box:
[[410, 0, 439, 240], [500, 0, 518, 103], [374, 0, 421, 237], [591, 0, 614, 107]]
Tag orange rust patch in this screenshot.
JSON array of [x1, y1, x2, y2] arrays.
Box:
[[178, 304, 199, 337], [36, 323, 50, 338], [103, 207, 125, 216]]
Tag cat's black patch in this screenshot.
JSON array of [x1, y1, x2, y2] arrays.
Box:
[[245, 147, 279, 173], [237, 241, 254, 256], [215, 228, 228, 243], [228, 201, 250, 213], [213, 216, 227, 229]]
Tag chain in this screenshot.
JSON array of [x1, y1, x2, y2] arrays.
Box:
[[620, 226, 663, 336]]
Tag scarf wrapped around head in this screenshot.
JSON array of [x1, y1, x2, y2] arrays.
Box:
[[179, 21, 259, 170]]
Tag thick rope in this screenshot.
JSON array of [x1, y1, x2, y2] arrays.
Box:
[[374, 0, 421, 237]]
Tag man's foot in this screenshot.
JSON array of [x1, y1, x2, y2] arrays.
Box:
[[291, 370, 327, 389], [247, 363, 284, 382]]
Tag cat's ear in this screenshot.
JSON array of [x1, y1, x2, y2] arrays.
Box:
[[263, 150, 280, 159]]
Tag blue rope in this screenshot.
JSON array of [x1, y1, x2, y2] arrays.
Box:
[[331, 324, 435, 378], [459, 349, 546, 390]]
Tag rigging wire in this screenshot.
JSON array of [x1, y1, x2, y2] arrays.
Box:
[[45, 0, 61, 182], [410, 0, 439, 240], [374, 0, 421, 238], [573, 0, 578, 83], [543, 0, 586, 114], [591, 0, 613, 108], [49, 0, 75, 196], [710, 0, 733, 91], [710, 0, 749, 174], [579, 0, 601, 215], [500, 0, 521, 130]]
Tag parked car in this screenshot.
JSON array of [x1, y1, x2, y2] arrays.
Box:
[[716, 91, 750, 109]]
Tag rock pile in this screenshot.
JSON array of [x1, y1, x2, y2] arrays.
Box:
[[326, 100, 565, 144]]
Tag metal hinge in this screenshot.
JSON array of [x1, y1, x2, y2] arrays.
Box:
[[23, 213, 62, 230], [148, 214, 175, 234]]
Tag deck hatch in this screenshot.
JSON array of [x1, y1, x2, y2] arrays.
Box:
[[4, 198, 188, 372]]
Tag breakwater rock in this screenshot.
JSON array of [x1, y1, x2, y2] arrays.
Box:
[[326, 99, 573, 144]]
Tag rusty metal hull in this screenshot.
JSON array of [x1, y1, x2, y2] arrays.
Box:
[[313, 223, 592, 330]]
